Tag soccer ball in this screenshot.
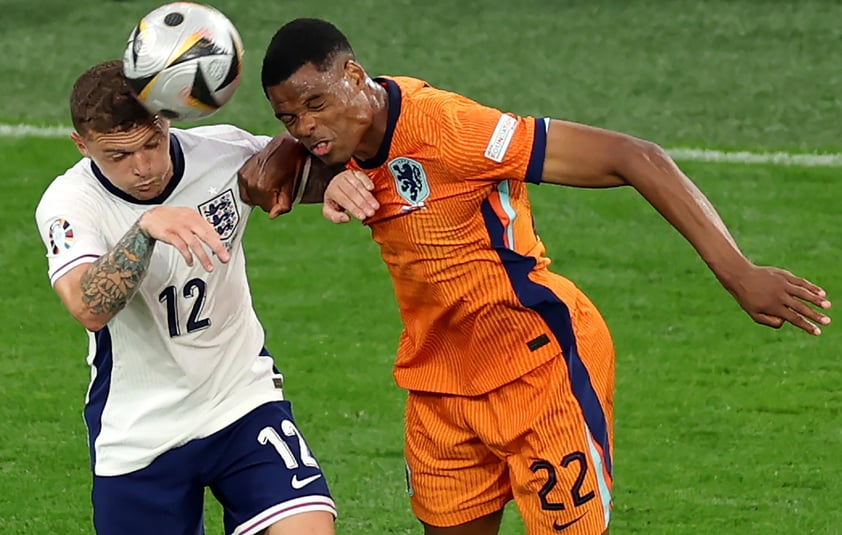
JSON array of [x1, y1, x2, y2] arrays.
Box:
[[122, 2, 244, 121]]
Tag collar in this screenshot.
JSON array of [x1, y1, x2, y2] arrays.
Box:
[[354, 77, 402, 169]]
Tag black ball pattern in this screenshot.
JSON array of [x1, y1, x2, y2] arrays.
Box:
[[164, 12, 184, 26]]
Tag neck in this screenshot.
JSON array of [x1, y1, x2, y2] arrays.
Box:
[[353, 79, 389, 161]]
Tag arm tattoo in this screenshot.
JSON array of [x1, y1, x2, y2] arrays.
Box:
[[80, 219, 156, 318], [300, 161, 346, 204]]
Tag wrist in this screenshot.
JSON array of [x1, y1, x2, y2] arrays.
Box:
[[136, 210, 155, 239], [707, 252, 754, 289], [292, 155, 312, 206]]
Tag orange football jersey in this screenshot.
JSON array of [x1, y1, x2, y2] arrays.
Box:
[[347, 77, 588, 396]]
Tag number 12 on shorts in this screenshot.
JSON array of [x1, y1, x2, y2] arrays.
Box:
[[258, 419, 320, 470]]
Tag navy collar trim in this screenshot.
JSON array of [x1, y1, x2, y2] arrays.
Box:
[[91, 133, 185, 205], [354, 77, 402, 169]]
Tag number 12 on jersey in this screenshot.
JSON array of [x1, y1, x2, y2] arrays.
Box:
[[158, 277, 211, 337]]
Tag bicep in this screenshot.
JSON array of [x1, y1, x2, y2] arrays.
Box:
[[52, 263, 93, 322], [541, 119, 647, 188]]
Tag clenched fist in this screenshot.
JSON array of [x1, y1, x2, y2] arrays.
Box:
[[237, 133, 311, 218]]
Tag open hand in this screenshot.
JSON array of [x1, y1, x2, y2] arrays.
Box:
[[726, 264, 831, 335], [139, 206, 230, 271]]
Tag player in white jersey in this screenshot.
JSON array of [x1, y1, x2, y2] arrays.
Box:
[[34, 60, 336, 535]]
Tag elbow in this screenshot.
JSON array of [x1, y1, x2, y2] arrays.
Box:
[[627, 137, 669, 164], [643, 139, 672, 165], [618, 137, 674, 183], [71, 308, 108, 332], [79, 316, 108, 333]]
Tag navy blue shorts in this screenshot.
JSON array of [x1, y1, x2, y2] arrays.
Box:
[[92, 401, 335, 535]]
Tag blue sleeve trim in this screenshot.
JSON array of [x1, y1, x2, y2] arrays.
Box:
[[525, 117, 548, 184]]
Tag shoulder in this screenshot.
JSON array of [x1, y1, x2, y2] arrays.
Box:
[[394, 76, 480, 108], [390, 76, 492, 129], [36, 160, 103, 220], [172, 125, 272, 155]]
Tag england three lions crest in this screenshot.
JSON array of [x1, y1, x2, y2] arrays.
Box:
[[198, 189, 240, 241], [388, 157, 430, 208]]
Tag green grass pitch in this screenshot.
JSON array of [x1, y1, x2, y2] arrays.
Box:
[[0, 1, 840, 533]]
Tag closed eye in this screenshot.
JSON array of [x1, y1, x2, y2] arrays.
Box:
[[277, 114, 297, 127]]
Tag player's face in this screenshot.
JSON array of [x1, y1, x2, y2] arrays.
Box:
[[265, 58, 374, 166], [72, 118, 173, 201]]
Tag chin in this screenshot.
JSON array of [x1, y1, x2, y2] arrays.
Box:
[[321, 150, 351, 167], [135, 187, 165, 200]]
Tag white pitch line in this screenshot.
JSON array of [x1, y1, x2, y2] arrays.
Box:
[[667, 148, 842, 168], [1, 123, 840, 168], [0, 124, 71, 138]]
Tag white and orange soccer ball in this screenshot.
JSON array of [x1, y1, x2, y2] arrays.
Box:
[[122, 2, 244, 121]]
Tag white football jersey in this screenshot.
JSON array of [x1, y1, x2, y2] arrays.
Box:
[[35, 125, 284, 476]]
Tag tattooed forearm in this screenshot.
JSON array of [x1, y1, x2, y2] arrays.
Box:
[[80, 219, 156, 318], [299, 160, 346, 204]]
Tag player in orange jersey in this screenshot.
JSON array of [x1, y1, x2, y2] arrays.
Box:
[[246, 18, 832, 535]]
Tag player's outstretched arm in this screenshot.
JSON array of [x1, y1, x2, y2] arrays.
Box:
[[53, 207, 229, 332], [237, 133, 345, 217], [539, 119, 831, 335]]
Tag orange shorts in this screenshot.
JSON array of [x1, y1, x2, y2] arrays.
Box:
[[404, 295, 615, 534]]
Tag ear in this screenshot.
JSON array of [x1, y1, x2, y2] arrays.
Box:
[[344, 59, 367, 88], [156, 116, 171, 132], [70, 132, 89, 158]]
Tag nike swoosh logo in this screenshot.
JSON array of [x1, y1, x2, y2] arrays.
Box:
[[290, 473, 323, 490], [553, 513, 586, 531]]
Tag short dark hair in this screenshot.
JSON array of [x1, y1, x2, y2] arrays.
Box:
[[70, 59, 156, 136], [261, 18, 354, 90]]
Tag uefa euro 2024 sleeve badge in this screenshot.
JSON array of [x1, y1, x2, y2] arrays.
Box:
[[48, 218, 75, 255]]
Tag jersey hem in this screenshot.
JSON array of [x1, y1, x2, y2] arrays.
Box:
[[394, 349, 560, 396], [92, 390, 285, 477]]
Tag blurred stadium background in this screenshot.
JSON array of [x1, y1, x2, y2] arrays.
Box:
[[0, 1, 839, 533]]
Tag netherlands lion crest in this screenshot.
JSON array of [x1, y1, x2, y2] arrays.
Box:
[[388, 157, 430, 206], [198, 189, 239, 240]]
